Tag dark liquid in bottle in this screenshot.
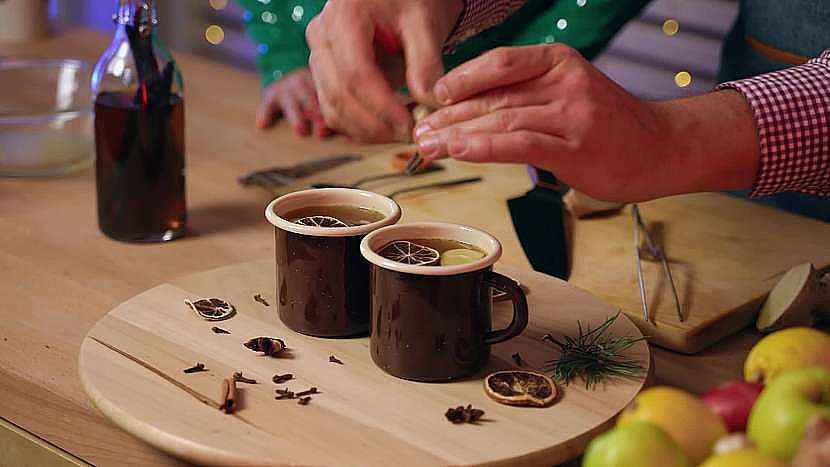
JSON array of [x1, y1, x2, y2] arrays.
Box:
[[94, 91, 186, 242]]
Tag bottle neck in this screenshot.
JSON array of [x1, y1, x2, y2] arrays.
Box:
[[114, 0, 157, 29]]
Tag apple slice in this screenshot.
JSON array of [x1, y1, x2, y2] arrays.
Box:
[[756, 263, 830, 332]]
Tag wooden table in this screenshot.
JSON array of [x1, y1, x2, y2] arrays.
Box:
[[0, 29, 762, 466]]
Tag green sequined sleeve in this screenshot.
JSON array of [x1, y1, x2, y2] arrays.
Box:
[[236, 0, 325, 88], [238, 0, 650, 87], [447, 0, 651, 69]]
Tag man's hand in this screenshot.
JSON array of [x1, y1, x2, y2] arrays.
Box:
[[305, 0, 462, 142], [257, 68, 332, 138], [414, 44, 760, 202]]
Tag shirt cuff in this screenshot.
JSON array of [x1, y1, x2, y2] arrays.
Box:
[[444, 0, 527, 51], [717, 50, 830, 198]]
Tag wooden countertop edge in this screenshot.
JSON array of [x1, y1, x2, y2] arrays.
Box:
[[0, 367, 187, 466]]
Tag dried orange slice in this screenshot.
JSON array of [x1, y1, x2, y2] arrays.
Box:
[[294, 216, 348, 228], [378, 240, 440, 266], [484, 371, 557, 407], [184, 298, 236, 321]]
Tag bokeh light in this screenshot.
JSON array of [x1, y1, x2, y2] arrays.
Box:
[[205, 25, 225, 45], [261, 11, 277, 23], [209, 0, 228, 10], [674, 71, 692, 87], [662, 19, 679, 36]]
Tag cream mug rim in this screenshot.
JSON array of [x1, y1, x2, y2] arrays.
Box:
[[360, 222, 502, 276]]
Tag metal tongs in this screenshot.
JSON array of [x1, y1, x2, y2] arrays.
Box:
[[632, 204, 684, 323]]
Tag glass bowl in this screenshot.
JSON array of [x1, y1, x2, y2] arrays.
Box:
[[0, 58, 93, 176]]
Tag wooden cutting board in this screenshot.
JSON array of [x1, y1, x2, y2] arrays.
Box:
[[262, 148, 830, 354], [569, 195, 830, 354], [78, 260, 650, 467]]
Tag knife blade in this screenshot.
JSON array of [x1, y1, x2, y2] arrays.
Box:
[[508, 168, 570, 280]]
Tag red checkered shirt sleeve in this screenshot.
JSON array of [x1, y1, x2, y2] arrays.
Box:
[[444, 0, 527, 49], [718, 50, 830, 197]]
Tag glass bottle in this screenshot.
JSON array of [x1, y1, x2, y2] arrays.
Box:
[[91, 0, 186, 242]]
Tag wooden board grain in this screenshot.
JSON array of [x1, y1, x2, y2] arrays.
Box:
[[263, 148, 830, 354], [79, 260, 650, 467]]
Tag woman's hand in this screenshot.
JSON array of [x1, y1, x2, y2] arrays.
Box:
[[414, 44, 759, 202], [305, 0, 462, 142], [256, 68, 332, 138]]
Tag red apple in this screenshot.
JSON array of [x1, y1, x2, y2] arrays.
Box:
[[702, 380, 764, 432]]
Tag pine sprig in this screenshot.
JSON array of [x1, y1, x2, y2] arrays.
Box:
[[542, 313, 646, 389]]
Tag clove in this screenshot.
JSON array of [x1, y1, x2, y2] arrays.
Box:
[[183, 363, 207, 374], [512, 352, 524, 367], [295, 387, 318, 397], [233, 371, 257, 384], [254, 293, 270, 306], [244, 337, 286, 357], [275, 388, 295, 400], [297, 396, 311, 405], [329, 355, 343, 365], [211, 326, 231, 334], [272, 373, 293, 384]]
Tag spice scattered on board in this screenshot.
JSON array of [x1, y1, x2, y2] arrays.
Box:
[[244, 337, 286, 357], [220, 378, 237, 413], [183, 363, 207, 374], [296, 387, 318, 397], [275, 389, 294, 400], [233, 371, 257, 384], [211, 326, 231, 334], [445, 405, 485, 424], [185, 298, 236, 321], [512, 352, 524, 367], [253, 293, 270, 307], [272, 373, 293, 384], [329, 355, 343, 365]]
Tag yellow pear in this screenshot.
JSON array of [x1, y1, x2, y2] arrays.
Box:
[[699, 449, 789, 467], [744, 327, 830, 384], [617, 386, 727, 465]]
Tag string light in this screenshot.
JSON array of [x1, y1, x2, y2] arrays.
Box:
[[662, 19, 679, 36], [674, 71, 692, 87], [261, 11, 277, 24], [291, 5, 305, 22], [205, 25, 225, 45]]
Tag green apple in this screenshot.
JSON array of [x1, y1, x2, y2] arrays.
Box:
[[747, 367, 830, 460], [582, 421, 690, 467]]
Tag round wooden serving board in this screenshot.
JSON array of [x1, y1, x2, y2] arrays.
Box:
[[79, 260, 650, 466]]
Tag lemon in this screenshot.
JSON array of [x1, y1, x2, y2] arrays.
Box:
[[617, 386, 727, 465], [440, 248, 485, 266], [699, 449, 788, 467], [744, 327, 830, 384]]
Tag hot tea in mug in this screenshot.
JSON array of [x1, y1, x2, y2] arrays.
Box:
[[265, 189, 401, 337], [361, 222, 528, 381]]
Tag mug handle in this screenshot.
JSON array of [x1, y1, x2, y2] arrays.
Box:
[[482, 271, 529, 345]]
